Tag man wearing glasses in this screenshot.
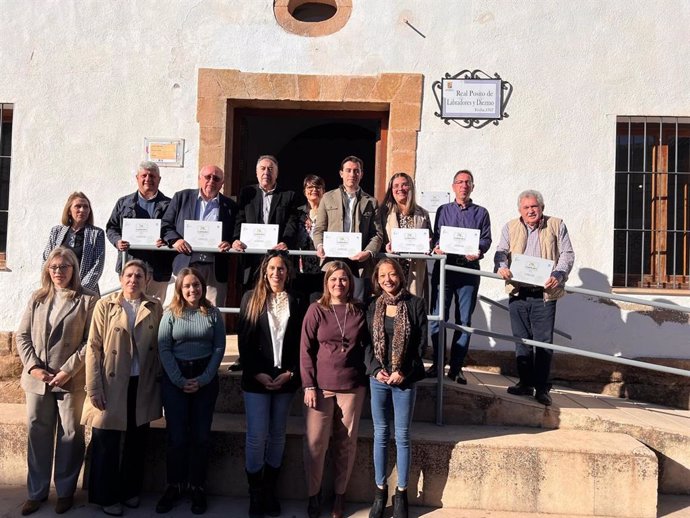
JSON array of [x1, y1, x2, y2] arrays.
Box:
[[312, 155, 383, 301], [162, 165, 238, 306], [426, 169, 492, 384]]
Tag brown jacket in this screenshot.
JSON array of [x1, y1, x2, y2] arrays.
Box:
[[16, 288, 98, 395], [81, 291, 163, 431]]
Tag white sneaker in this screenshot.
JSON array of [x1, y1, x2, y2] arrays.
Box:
[[102, 503, 123, 516]]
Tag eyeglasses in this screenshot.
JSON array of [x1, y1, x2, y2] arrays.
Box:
[[201, 174, 223, 183], [305, 186, 323, 191], [48, 265, 73, 272]]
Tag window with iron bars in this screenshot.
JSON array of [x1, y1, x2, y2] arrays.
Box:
[[0, 103, 13, 268], [614, 116, 690, 290]]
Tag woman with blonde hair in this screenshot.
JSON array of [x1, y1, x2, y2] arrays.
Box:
[[239, 250, 305, 518], [43, 192, 105, 294], [377, 173, 431, 299], [16, 247, 97, 515], [82, 259, 163, 516], [300, 261, 368, 518], [156, 267, 225, 515]]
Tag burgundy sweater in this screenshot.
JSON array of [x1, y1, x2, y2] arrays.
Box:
[[300, 302, 368, 391]]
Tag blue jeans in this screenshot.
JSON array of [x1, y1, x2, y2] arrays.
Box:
[[369, 378, 417, 489], [509, 294, 557, 390], [244, 391, 295, 474], [161, 373, 219, 487], [429, 270, 480, 374]]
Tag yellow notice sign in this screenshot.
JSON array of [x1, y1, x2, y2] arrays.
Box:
[[144, 138, 184, 167], [149, 143, 177, 161]]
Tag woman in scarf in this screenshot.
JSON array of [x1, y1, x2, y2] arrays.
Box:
[[365, 258, 427, 518]]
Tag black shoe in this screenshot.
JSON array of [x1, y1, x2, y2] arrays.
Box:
[[425, 365, 438, 378], [307, 492, 321, 518], [535, 390, 553, 406], [455, 370, 467, 385], [507, 382, 535, 396], [392, 488, 409, 518], [228, 359, 243, 372], [156, 484, 181, 514], [55, 496, 74, 514], [369, 485, 387, 518], [190, 486, 207, 515]]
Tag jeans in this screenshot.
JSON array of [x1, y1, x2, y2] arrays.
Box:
[[161, 373, 219, 487], [429, 270, 480, 374], [369, 378, 417, 489], [243, 391, 295, 473], [509, 294, 557, 390]]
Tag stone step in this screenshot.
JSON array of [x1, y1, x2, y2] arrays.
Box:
[[0, 403, 657, 517]]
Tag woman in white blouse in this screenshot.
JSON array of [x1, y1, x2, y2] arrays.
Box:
[[238, 250, 306, 518]]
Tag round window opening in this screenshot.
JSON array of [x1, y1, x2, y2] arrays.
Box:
[[290, 2, 337, 22]]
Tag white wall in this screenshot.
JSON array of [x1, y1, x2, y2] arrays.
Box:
[[1, 0, 689, 358]]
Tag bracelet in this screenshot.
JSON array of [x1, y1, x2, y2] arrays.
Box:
[[304, 387, 316, 391]]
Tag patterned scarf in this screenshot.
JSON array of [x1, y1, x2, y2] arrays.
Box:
[[372, 289, 410, 372]]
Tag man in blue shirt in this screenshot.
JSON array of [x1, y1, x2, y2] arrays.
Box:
[[426, 170, 492, 384]]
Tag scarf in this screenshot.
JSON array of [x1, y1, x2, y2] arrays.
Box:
[[372, 289, 410, 372]]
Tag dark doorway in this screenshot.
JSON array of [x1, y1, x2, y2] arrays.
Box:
[[231, 109, 387, 201]]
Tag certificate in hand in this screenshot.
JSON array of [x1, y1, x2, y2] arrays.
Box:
[[240, 223, 279, 250], [439, 226, 480, 256], [418, 191, 450, 213], [510, 254, 555, 287], [391, 228, 430, 253], [183, 220, 223, 248], [122, 218, 161, 246], [323, 232, 362, 258]]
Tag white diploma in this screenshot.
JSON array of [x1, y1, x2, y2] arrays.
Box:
[[323, 232, 362, 258], [183, 220, 223, 248], [240, 223, 279, 250], [418, 191, 451, 213], [510, 254, 555, 287], [439, 226, 480, 255], [391, 228, 430, 253], [121, 218, 161, 246]]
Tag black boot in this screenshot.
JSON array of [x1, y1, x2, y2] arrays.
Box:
[[262, 464, 281, 517], [392, 488, 408, 518], [246, 469, 264, 518], [307, 491, 321, 518], [369, 485, 388, 518]]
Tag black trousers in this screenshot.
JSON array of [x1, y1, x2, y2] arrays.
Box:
[[88, 377, 149, 506]]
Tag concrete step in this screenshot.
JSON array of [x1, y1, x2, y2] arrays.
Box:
[[0, 403, 657, 517]]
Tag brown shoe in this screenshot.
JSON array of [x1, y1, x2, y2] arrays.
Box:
[[21, 499, 43, 516], [331, 494, 344, 518], [55, 495, 74, 514]]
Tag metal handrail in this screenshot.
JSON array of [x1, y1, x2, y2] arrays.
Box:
[[115, 245, 690, 425]]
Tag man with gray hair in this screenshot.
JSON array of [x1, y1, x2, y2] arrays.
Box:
[[106, 160, 173, 301], [494, 190, 574, 406]]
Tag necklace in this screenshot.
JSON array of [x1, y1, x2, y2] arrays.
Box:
[[331, 304, 348, 352]]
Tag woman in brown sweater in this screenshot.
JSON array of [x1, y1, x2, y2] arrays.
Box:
[[300, 261, 368, 518]]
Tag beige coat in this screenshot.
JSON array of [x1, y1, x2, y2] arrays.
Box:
[[378, 204, 432, 299], [16, 289, 98, 395], [81, 291, 163, 431]]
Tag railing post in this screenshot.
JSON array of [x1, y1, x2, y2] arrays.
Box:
[[435, 255, 447, 426]]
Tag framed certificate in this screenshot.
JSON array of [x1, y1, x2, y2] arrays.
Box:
[[240, 223, 279, 250], [391, 228, 430, 254], [323, 232, 362, 258], [418, 191, 450, 213], [439, 226, 480, 255], [183, 220, 222, 248], [510, 254, 555, 287], [121, 218, 161, 246]]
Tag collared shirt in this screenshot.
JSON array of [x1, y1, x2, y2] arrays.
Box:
[[260, 186, 275, 225], [494, 217, 575, 283], [432, 199, 492, 257], [137, 191, 158, 218], [341, 187, 360, 233], [195, 191, 220, 221]]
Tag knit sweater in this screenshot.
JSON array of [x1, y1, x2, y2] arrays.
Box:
[[158, 307, 225, 388]]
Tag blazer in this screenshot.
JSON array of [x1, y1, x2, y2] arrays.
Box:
[[232, 184, 299, 285], [238, 289, 305, 394], [161, 188, 239, 283], [106, 190, 174, 281], [364, 293, 428, 389], [312, 187, 383, 275], [16, 288, 98, 395], [81, 291, 163, 431], [377, 204, 432, 298], [43, 224, 105, 293]]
